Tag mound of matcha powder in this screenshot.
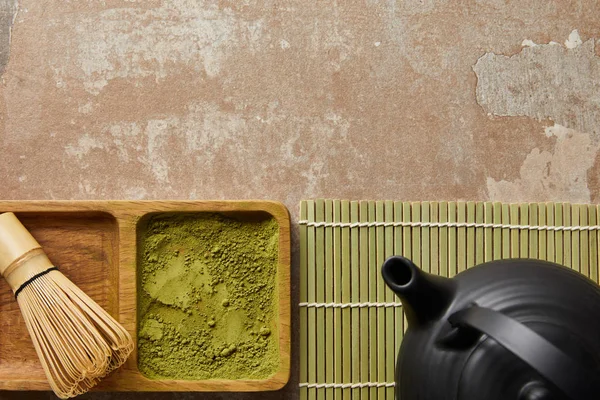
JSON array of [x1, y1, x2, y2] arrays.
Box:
[[137, 212, 279, 380]]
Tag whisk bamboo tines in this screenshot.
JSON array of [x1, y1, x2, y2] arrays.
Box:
[[0, 212, 133, 399]]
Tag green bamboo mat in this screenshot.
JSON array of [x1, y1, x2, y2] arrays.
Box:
[[298, 200, 600, 399]]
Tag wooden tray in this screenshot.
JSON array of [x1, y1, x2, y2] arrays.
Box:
[[0, 200, 290, 392]]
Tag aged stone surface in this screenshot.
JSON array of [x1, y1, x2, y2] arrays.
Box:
[[474, 35, 600, 138], [475, 33, 600, 202], [486, 123, 599, 202], [1, 1, 600, 399], [0, 0, 16, 76]]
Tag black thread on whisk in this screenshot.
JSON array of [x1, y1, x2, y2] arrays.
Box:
[[14, 267, 59, 299]]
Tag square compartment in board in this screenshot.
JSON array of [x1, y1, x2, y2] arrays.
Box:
[[135, 210, 282, 382], [0, 211, 119, 387]]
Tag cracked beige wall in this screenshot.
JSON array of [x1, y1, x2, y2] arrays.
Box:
[[0, 0, 17, 75], [2, 1, 600, 216], [475, 31, 600, 203], [486, 124, 598, 202]]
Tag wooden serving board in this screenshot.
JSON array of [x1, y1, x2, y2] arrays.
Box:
[[0, 200, 291, 392]]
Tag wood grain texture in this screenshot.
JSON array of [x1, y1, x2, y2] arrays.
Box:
[[0, 200, 291, 393]]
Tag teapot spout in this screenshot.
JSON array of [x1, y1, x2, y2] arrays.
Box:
[[382, 256, 455, 327]]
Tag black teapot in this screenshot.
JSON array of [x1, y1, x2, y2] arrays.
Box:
[[381, 256, 600, 400]]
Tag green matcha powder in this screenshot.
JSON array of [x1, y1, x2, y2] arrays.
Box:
[[137, 212, 279, 380]]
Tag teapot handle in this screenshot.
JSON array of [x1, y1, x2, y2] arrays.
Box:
[[449, 306, 600, 400]]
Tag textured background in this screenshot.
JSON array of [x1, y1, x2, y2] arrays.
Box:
[[0, 1, 599, 399]]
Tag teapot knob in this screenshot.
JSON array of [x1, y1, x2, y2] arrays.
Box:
[[518, 382, 556, 400]]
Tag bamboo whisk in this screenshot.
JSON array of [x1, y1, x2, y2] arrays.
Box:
[[0, 212, 133, 399]]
